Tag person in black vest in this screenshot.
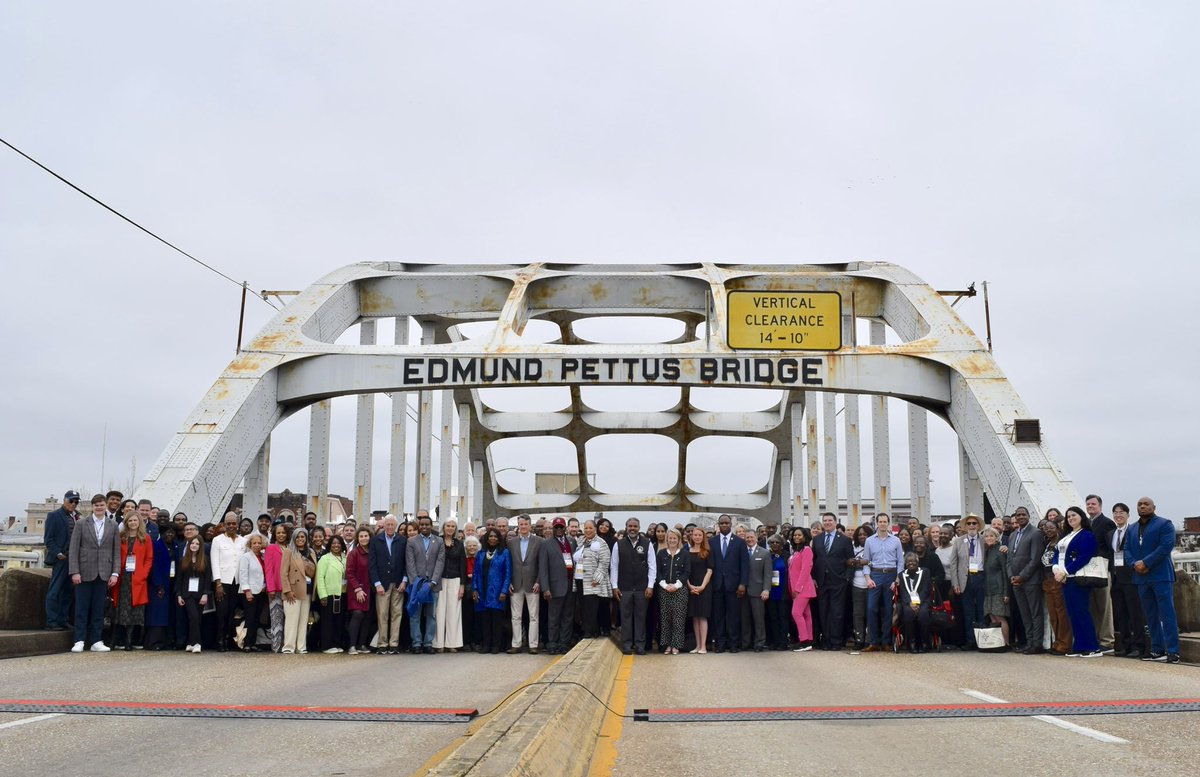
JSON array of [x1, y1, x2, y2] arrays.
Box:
[[611, 517, 657, 656]]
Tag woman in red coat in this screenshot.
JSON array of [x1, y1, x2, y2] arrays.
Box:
[[788, 527, 817, 651], [345, 527, 373, 654], [112, 510, 155, 650]]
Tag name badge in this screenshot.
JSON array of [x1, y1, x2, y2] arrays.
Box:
[[636, 545, 645, 555], [125, 555, 136, 572], [968, 559, 980, 573], [1113, 555, 1124, 567], [910, 593, 921, 606], [188, 577, 200, 593], [169, 561, 175, 578], [771, 570, 780, 587], [563, 552, 574, 568]]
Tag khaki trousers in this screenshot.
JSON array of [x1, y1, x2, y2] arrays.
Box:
[[282, 597, 310, 653], [376, 585, 405, 647]]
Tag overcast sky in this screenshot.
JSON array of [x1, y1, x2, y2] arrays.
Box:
[[2, 3, 1197, 526]]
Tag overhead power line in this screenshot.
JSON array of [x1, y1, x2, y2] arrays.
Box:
[[0, 135, 278, 309]]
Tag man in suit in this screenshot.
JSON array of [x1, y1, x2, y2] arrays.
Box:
[[1008, 505, 1046, 654], [43, 490, 80, 631], [1108, 502, 1147, 658], [368, 514, 408, 654], [811, 512, 855, 651], [741, 528, 772, 651], [1085, 494, 1116, 652], [710, 514, 748, 653], [538, 516, 577, 655], [405, 511, 445, 654], [1126, 497, 1180, 663], [507, 514, 543, 654], [951, 513, 988, 649], [68, 494, 120, 652], [611, 517, 655, 655]]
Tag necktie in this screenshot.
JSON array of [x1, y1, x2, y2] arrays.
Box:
[[969, 537, 976, 558], [825, 534, 832, 553], [1116, 528, 1124, 551], [722, 535, 728, 555], [1013, 528, 1022, 551]]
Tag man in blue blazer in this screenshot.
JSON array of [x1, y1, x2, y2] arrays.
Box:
[[1124, 497, 1180, 663], [709, 514, 748, 653], [43, 491, 80, 631], [368, 515, 408, 654]]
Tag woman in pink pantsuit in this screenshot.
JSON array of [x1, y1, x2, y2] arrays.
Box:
[[788, 527, 817, 650]]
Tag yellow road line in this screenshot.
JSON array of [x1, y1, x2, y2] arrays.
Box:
[[588, 654, 633, 777]]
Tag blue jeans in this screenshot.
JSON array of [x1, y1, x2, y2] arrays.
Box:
[[410, 591, 438, 647], [45, 559, 72, 628], [962, 573, 986, 646], [866, 571, 897, 645], [1137, 581, 1180, 655], [74, 579, 108, 645]]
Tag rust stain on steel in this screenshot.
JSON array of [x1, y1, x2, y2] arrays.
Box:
[[250, 331, 289, 350], [189, 423, 218, 433], [359, 285, 394, 315], [589, 282, 608, 302]]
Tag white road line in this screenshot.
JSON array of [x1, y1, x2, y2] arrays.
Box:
[[960, 689, 1129, 744], [0, 713, 63, 731]]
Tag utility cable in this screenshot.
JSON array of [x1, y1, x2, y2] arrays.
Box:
[[0, 135, 279, 310], [472, 679, 633, 720]]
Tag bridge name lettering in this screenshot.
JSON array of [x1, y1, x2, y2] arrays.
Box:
[[394, 356, 825, 388]]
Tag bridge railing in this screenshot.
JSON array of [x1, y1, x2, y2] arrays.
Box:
[[1174, 551, 1200, 585]]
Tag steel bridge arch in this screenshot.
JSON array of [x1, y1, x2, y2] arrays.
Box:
[[140, 262, 1079, 524]]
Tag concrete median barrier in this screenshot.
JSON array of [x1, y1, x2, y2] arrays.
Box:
[[420, 638, 622, 777]]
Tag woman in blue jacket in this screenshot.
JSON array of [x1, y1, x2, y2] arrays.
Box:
[[471, 528, 511, 654], [1052, 506, 1101, 658]]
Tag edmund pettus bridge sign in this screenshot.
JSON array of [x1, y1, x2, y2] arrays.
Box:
[[139, 262, 1080, 527]]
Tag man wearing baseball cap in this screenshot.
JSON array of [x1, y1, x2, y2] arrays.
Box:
[[43, 491, 81, 631]]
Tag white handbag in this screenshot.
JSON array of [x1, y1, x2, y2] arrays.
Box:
[[974, 626, 1006, 651], [1071, 556, 1109, 588]]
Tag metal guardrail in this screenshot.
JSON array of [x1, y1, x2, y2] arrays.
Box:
[[1175, 551, 1200, 585]]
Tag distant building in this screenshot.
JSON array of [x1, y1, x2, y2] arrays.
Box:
[[21, 497, 61, 537]]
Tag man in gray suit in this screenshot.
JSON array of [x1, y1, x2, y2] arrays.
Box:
[[68, 494, 120, 652], [1007, 505, 1047, 654], [405, 511, 445, 654], [741, 528, 772, 651], [538, 516, 577, 654], [508, 514, 543, 653]]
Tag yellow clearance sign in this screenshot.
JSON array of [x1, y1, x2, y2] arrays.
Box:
[[727, 290, 842, 351]]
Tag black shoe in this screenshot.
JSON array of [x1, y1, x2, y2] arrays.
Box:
[[729, 647, 740, 654], [423, 646, 434, 655], [1167, 653, 1181, 664], [1142, 652, 1167, 662], [634, 647, 646, 656], [1124, 649, 1142, 659], [409, 647, 421, 654], [622, 648, 633, 656]]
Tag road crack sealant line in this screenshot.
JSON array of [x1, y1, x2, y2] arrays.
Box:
[[632, 698, 1200, 723], [0, 699, 477, 724]]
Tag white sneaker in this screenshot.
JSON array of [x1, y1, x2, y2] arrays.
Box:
[[70, 641, 85, 653], [347, 647, 358, 655], [89, 642, 111, 652], [184, 644, 194, 652], [193, 645, 201, 653], [323, 647, 340, 654]]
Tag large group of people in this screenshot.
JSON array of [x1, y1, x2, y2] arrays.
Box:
[[41, 489, 1183, 665]]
